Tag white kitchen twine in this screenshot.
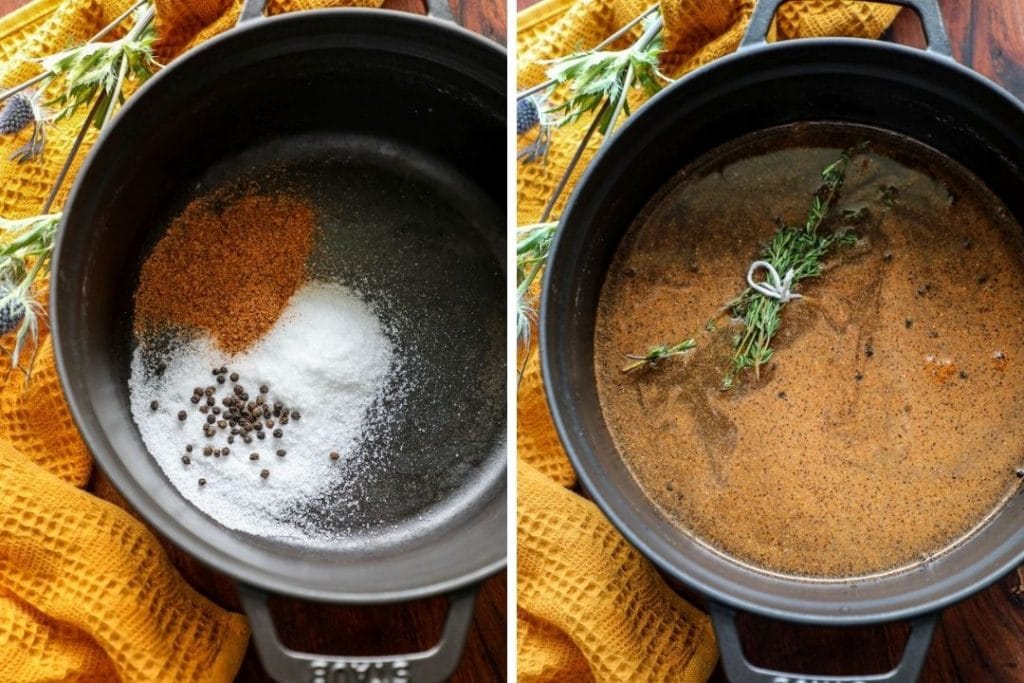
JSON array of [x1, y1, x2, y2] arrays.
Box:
[[747, 260, 802, 304]]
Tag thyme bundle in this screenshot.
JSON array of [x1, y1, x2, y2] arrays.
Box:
[[0, 1, 158, 382], [625, 145, 867, 385]]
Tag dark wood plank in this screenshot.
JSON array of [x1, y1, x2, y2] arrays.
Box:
[[0, 0, 506, 680], [515, 0, 1024, 679]]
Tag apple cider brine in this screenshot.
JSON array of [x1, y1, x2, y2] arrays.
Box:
[[594, 123, 1024, 578]]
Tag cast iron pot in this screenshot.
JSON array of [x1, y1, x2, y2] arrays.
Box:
[[541, 0, 1024, 681], [52, 2, 505, 682]]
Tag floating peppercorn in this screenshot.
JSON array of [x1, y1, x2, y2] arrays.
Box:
[[181, 455, 191, 465], [199, 405, 209, 414], [205, 386, 215, 396], [260, 469, 270, 479], [178, 410, 187, 421], [244, 436, 253, 444], [194, 387, 203, 396], [218, 420, 227, 429], [291, 411, 301, 421], [198, 478, 206, 486], [203, 446, 213, 456], [257, 431, 266, 440], [206, 396, 215, 407], [228, 436, 235, 444], [250, 453, 259, 460], [276, 449, 286, 457], [156, 361, 167, 376], [219, 366, 228, 375], [211, 368, 219, 376], [273, 428, 283, 438], [150, 400, 159, 410], [191, 395, 201, 404], [186, 444, 193, 453], [330, 451, 340, 461], [280, 416, 289, 425], [213, 449, 221, 457], [222, 447, 230, 456], [206, 414, 216, 425], [212, 406, 221, 415], [230, 372, 239, 382], [260, 384, 269, 394], [217, 374, 226, 384]]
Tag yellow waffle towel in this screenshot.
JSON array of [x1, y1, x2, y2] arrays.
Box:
[[0, 1, 380, 681], [516, 1, 900, 681]]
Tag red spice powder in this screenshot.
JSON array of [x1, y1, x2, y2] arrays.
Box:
[[134, 193, 315, 353]]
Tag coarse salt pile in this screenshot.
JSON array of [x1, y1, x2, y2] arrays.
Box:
[[129, 281, 400, 543]]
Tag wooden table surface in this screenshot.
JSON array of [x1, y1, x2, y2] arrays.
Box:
[[0, 1, 506, 682], [514, 0, 1024, 681]]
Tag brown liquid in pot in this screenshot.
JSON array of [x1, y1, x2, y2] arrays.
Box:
[[594, 123, 1024, 578]]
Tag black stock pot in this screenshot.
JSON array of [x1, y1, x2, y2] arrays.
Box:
[[541, 0, 1024, 680]]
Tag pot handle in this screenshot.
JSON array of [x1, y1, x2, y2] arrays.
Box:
[[708, 601, 938, 683], [237, 0, 455, 24], [739, 0, 952, 58], [237, 583, 479, 683]]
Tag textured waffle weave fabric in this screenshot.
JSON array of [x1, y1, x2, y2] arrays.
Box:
[[517, 1, 899, 681], [0, 1, 380, 681]]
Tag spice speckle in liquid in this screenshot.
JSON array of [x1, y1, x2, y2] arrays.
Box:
[[595, 124, 1024, 577]]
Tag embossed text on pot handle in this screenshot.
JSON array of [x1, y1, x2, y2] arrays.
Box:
[[237, 583, 479, 683]]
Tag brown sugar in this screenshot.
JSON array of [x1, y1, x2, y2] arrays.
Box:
[[594, 124, 1024, 578], [134, 193, 315, 353]]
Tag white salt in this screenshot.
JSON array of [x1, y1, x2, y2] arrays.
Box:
[[129, 281, 400, 544]]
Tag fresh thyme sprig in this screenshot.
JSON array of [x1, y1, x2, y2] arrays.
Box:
[[724, 144, 864, 387], [621, 339, 696, 374], [625, 145, 867, 386], [0, 2, 159, 383]]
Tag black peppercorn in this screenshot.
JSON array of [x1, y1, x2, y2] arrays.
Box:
[[198, 478, 206, 486], [181, 455, 190, 465], [185, 444, 193, 453], [190, 395, 201, 404], [212, 406, 221, 415], [330, 451, 339, 461], [205, 386, 215, 396], [244, 436, 253, 444], [276, 449, 286, 457], [227, 436, 235, 444], [260, 469, 269, 479], [193, 387, 203, 396], [219, 365, 228, 375], [250, 453, 259, 460], [291, 411, 301, 421], [260, 384, 269, 394], [217, 420, 227, 429], [156, 361, 167, 376], [178, 410, 187, 421], [216, 375, 226, 384], [203, 446, 213, 456], [222, 447, 230, 456], [211, 368, 219, 376], [273, 428, 283, 438], [206, 414, 215, 425], [257, 431, 266, 440], [150, 400, 159, 410]]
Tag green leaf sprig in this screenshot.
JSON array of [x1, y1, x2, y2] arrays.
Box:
[[0, 1, 160, 384], [515, 6, 671, 385], [544, 12, 668, 135], [621, 339, 696, 374], [626, 144, 867, 387], [42, 4, 157, 127]]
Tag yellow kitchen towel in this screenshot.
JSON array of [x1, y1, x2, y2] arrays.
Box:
[[0, 1, 380, 681], [517, 1, 900, 681]]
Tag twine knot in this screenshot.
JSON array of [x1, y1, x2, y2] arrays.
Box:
[[747, 260, 801, 304]]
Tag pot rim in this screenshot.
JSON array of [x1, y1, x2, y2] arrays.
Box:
[[541, 35, 1024, 625], [52, 7, 506, 604]]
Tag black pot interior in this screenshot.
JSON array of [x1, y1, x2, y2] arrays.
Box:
[[53, 11, 506, 601], [543, 39, 1024, 623]]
